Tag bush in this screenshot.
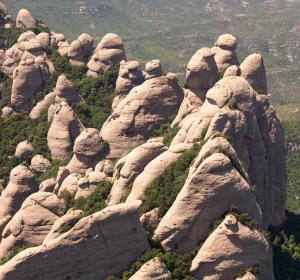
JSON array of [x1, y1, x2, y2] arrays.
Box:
[[108, 248, 197, 280], [0, 246, 31, 265], [140, 142, 203, 217], [61, 181, 112, 216]]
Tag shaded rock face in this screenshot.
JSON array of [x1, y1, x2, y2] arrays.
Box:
[[186, 47, 218, 91], [153, 152, 262, 252], [47, 102, 85, 160], [0, 166, 38, 235], [66, 128, 104, 174], [190, 215, 274, 280], [87, 33, 126, 76], [10, 39, 54, 110], [126, 143, 192, 202], [113, 60, 145, 110], [68, 33, 94, 65], [0, 192, 65, 259], [108, 138, 167, 206], [50, 33, 70, 57], [16, 9, 36, 28], [0, 201, 149, 280], [30, 74, 83, 119], [129, 257, 172, 280], [240, 54, 267, 94], [11, 60, 50, 109], [101, 60, 184, 159]]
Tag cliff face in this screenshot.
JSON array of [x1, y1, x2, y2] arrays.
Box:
[[0, 2, 288, 279]]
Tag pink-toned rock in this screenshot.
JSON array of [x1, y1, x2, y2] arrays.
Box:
[[0, 192, 65, 259], [101, 61, 184, 158], [15, 140, 33, 158], [47, 102, 85, 160], [0, 201, 149, 280], [190, 215, 274, 280], [16, 9, 36, 28], [30, 155, 52, 174]]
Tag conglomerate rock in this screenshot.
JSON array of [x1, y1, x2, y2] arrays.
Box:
[[101, 60, 184, 159], [0, 192, 65, 259], [0, 166, 38, 235], [87, 33, 126, 77], [0, 201, 149, 280], [16, 9, 36, 28], [47, 102, 85, 160], [129, 257, 172, 280], [190, 215, 274, 280]]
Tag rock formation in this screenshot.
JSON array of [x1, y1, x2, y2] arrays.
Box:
[[113, 60, 145, 110], [129, 257, 172, 280], [153, 152, 262, 252], [16, 9, 36, 28], [14, 141, 33, 158], [10, 39, 54, 109], [0, 166, 38, 235], [190, 215, 274, 280], [0, 201, 149, 280], [30, 155, 52, 174], [108, 138, 167, 205], [212, 34, 239, 75], [0, 192, 65, 259], [65, 128, 104, 174], [101, 60, 184, 158], [47, 102, 85, 160], [87, 33, 126, 76], [68, 33, 93, 65]]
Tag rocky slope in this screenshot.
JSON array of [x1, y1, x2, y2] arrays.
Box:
[[0, 3, 292, 279]]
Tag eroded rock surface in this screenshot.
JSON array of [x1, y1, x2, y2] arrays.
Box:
[[101, 60, 184, 158], [190, 215, 274, 280], [0, 201, 149, 280]]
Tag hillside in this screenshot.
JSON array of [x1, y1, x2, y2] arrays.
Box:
[[0, 2, 299, 280], [4, 0, 300, 105]]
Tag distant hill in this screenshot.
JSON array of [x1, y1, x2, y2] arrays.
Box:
[[5, 0, 300, 105]]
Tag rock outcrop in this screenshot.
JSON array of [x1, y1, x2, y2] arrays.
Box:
[[68, 33, 93, 65], [65, 128, 104, 174], [129, 257, 172, 280], [87, 33, 126, 76], [108, 138, 167, 205], [190, 215, 274, 280], [16, 9, 36, 28], [14, 141, 33, 158], [212, 34, 239, 75], [47, 102, 85, 160], [0, 166, 38, 234], [30, 155, 52, 174], [153, 152, 262, 252], [10, 39, 54, 109], [101, 60, 184, 158], [0, 201, 149, 280], [0, 192, 65, 259], [113, 60, 145, 110]]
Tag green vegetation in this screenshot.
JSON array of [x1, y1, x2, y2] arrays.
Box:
[[152, 124, 180, 147], [107, 248, 197, 280], [0, 109, 50, 185], [37, 159, 67, 184], [60, 181, 112, 216], [236, 265, 260, 278], [0, 246, 31, 265], [140, 142, 203, 217]]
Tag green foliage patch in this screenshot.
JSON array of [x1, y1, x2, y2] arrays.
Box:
[[107, 248, 197, 280], [140, 142, 203, 217], [60, 181, 112, 216]]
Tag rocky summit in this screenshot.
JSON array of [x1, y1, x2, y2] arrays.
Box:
[[0, 2, 295, 280]]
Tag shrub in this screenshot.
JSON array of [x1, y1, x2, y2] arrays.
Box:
[[140, 142, 203, 217], [61, 181, 112, 216]]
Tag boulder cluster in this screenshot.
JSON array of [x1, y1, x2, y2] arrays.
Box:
[[0, 3, 287, 280]]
